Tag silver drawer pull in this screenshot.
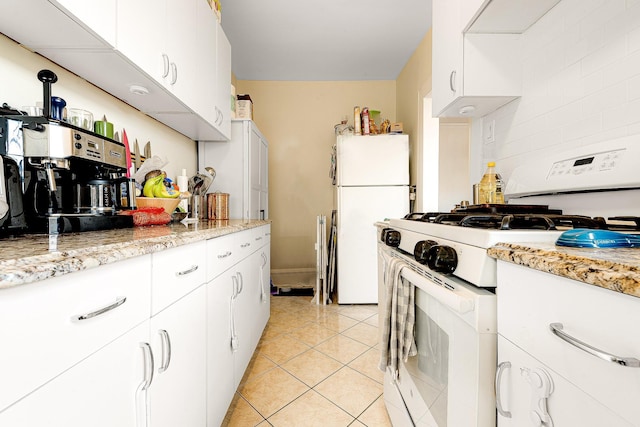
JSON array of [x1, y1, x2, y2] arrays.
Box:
[[550, 323, 640, 367], [495, 362, 512, 418], [255, 236, 263, 241], [240, 242, 250, 248], [217, 251, 232, 259], [158, 330, 172, 373], [176, 265, 198, 276], [71, 296, 127, 322]]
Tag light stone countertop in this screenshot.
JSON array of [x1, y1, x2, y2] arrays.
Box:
[[488, 242, 640, 299], [0, 219, 270, 290]]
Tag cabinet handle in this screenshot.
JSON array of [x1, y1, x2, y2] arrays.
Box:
[[218, 251, 232, 259], [170, 62, 178, 85], [240, 242, 250, 248], [158, 330, 172, 373], [495, 361, 512, 418], [260, 252, 267, 303], [140, 342, 155, 390], [255, 236, 263, 242], [550, 322, 640, 367], [161, 53, 170, 78], [230, 295, 238, 351], [176, 265, 199, 276], [231, 274, 239, 299], [71, 296, 127, 322], [449, 70, 456, 93], [236, 272, 244, 294]]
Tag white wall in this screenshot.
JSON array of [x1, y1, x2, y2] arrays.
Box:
[[472, 0, 640, 184], [0, 34, 198, 182]]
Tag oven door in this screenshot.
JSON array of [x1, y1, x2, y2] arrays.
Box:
[[384, 266, 497, 427]]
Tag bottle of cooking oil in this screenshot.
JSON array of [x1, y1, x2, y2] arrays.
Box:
[[478, 162, 502, 204], [495, 172, 505, 204]]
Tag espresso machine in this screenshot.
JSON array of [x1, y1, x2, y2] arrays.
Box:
[[5, 70, 136, 234]]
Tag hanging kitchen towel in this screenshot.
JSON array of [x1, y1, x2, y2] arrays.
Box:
[[379, 253, 417, 379]]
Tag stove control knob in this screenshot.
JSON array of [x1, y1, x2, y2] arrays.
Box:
[[384, 230, 401, 247], [427, 245, 458, 274], [414, 240, 438, 264]]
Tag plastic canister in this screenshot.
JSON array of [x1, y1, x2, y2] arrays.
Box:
[[478, 162, 504, 204]]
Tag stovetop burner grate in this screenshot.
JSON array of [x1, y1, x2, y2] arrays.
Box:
[[403, 211, 640, 231]]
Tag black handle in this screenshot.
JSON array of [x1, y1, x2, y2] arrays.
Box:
[[37, 69, 58, 119]]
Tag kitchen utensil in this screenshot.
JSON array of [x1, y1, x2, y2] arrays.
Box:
[[144, 141, 151, 159], [68, 108, 94, 130], [94, 115, 114, 139], [204, 166, 216, 181], [122, 129, 132, 178], [134, 139, 141, 171]]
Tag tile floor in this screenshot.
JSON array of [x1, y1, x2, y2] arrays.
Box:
[[222, 295, 393, 426]]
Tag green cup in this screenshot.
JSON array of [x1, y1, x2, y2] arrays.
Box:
[[94, 120, 114, 139]]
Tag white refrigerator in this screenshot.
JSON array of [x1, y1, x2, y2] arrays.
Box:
[[334, 134, 410, 304]]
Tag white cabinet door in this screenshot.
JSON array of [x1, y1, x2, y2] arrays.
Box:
[[215, 22, 232, 140], [116, 0, 167, 86], [0, 255, 151, 412], [431, 0, 522, 118], [206, 270, 235, 426], [198, 120, 269, 220], [149, 285, 207, 427], [432, 0, 462, 116], [52, 0, 117, 46], [163, 0, 198, 107], [0, 322, 150, 427], [231, 255, 259, 389], [497, 335, 633, 427]]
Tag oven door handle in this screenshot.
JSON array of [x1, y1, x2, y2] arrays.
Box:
[[401, 268, 475, 314]]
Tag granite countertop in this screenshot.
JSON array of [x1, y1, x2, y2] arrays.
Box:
[[488, 242, 640, 299], [0, 219, 269, 290]]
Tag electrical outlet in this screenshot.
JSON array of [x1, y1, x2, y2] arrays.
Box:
[[484, 119, 496, 144]]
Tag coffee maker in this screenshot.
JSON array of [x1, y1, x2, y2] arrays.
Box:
[[14, 70, 136, 234]]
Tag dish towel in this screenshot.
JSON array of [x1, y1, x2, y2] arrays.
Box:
[[379, 252, 417, 380]]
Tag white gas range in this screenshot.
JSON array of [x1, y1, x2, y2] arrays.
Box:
[[378, 136, 640, 427]]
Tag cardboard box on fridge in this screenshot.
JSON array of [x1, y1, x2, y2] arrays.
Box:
[[236, 94, 253, 120]]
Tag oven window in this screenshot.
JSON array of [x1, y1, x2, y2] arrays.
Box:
[[405, 296, 449, 426]]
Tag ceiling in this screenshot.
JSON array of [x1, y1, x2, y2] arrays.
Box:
[[219, 0, 433, 81]]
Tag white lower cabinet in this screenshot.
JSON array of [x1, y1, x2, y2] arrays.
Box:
[[496, 335, 632, 427], [0, 225, 269, 426], [206, 224, 271, 424], [496, 261, 640, 426], [149, 286, 207, 427], [206, 271, 235, 426], [0, 321, 150, 426]]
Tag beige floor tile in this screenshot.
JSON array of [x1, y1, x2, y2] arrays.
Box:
[[239, 367, 309, 418], [338, 305, 378, 321], [267, 390, 354, 427], [342, 322, 379, 346], [288, 322, 338, 346], [357, 396, 392, 427], [281, 349, 343, 387], [315, 334, 370, 364], [364, 312, 379, 327], [348, 347, 384, 384], [317, 313, 359, 333], [222, 393, 265, 427], [259, 333, 311, 364], [314, 366, 383, 417], [239, 353, 278, 386]]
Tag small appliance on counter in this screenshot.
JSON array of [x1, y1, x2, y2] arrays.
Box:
[[0, 70, 135, 235]]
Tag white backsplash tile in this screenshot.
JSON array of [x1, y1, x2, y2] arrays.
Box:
[[474, 0, 640, 182]]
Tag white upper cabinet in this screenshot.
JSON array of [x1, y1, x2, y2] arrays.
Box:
[[54, 0, 117, 47], [0, 0, 230, 141], [432, 0, 522, 118], [464, 0, 562, 33], [432, 0, 561, 118]]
